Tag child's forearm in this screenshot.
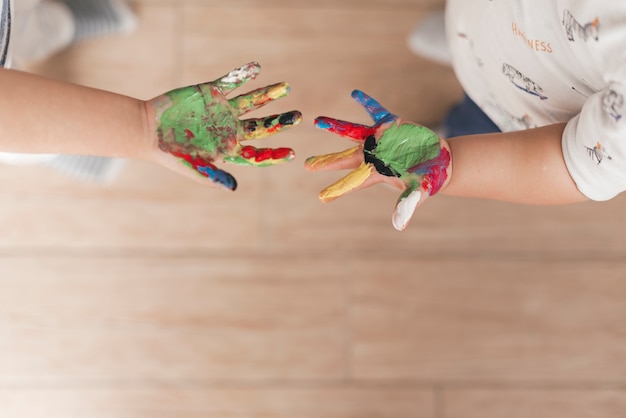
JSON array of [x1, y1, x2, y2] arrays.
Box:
[[443, 123, 588, 204], [0, 68, 149, 159]]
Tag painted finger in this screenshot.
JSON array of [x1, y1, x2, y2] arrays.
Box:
[[211, 62, 261, 94], [229, 82, 290, 115], [392, 183, 424, 231], [197, 164, 238, 190], [407, 147, 451, 196], [304, 146, 363, 172], [351, 90, 396, 124], [168, 150, 238, 191], [242, 111, 302, 141], [318, 162, 378, 202], [315, 116, 376, 141], [225, 145, 295, 167]]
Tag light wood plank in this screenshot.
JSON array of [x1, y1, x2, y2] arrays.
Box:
[[351, 258, 626, 382], [0, 387, 435, 418], [263, 167, 626, 257], [0, 161, 264, 251], [445, 389, 626, 418], [0, 257, 345, 382], [142, 0, 444, 9], [3, 157, 625, 256]]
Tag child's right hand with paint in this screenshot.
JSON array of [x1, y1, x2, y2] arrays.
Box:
[[146, 62, 302, 191], [305, 90, 451, 231]]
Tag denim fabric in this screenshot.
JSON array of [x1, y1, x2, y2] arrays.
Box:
[[443, 94, 501, 138]]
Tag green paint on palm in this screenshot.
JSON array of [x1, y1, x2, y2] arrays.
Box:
[[158, 86, 238, 157], [373, 123, 439, 176]]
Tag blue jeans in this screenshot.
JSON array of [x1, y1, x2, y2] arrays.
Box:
[[442, 94, 501, 137]]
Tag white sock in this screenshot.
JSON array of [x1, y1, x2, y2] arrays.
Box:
[[11, 0, 75, 64]]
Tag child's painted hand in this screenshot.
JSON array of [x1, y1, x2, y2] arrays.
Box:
[[148, 62, 301, 191], [305, 90, 450, 231]]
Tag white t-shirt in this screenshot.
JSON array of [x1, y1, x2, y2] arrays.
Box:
[[446, 0, 626, 201]]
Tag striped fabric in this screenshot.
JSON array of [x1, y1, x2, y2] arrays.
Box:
[[0, 0, 11, 67], [62, 0, 136, 42]]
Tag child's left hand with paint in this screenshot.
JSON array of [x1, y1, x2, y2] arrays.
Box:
[[305, 90, 451, 231], [147, 62, 302, 191]]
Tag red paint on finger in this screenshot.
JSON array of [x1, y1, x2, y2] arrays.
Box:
[[241, 146, 256, 159], [255, 148, 273, 162], [170, 149, 203, 168], [272, 147, 293, 160], [241, 146, 294, 162], [315, 117, 375, 141]]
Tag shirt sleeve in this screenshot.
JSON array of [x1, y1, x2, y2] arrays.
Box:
[[562, 81, 626, 201], [560, 1, 626, 201]]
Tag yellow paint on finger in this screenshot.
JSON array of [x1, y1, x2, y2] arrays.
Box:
[[243, 110, 301, 141], [319, 162, 374, 202], [306, 146, 360, 170], [233, 83, 289, 111], [245, 83, 289, 106], [266, 82, 290, 100]]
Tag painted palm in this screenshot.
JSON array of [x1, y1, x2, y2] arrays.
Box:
[[153, 62, 301, 191], [305, 90, 450, 231]]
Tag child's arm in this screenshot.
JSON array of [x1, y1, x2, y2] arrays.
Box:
[[0, 62, 301, 190], [444, 123, 588, 204], [306, 91, 589, 231], [0, 67, 148, 159]]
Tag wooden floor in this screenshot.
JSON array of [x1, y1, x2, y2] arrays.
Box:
[[4, 0, 626, 416]]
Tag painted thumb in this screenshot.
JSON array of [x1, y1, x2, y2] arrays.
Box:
[[392, 189, 422, 231]]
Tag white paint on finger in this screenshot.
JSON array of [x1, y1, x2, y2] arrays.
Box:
[[222, 63, 259, 84], [392, 190, 422, 231]]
